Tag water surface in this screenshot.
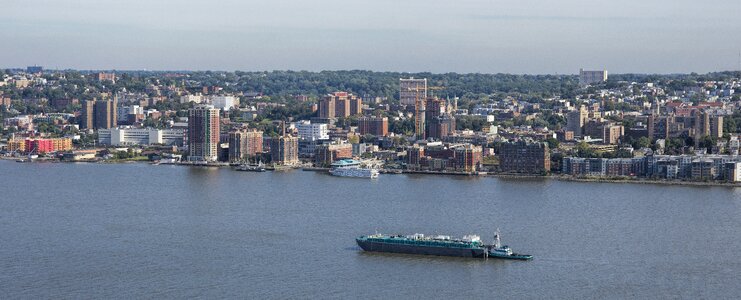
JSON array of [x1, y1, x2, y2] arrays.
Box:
[[1, 161, 740, 298]]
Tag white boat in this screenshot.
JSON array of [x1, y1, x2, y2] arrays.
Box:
[[236, 161, 266, 172], [329, 159, 379, 179]]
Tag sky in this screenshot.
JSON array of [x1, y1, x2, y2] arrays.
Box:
[[2, 0, 741, 74]]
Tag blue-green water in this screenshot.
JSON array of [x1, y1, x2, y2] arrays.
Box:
[[2, 160, 741, 298]]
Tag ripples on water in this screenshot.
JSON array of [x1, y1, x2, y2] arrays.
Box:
[[1, 161, 740, 298]]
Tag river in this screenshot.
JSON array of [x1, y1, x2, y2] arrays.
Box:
[[1, 160, 740, 298]]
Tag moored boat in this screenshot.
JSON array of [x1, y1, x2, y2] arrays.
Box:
[[236, 161, 266, 172], [329, 159, 379, 178]]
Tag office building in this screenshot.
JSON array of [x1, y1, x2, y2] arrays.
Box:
[[188, 105, 220, 162]]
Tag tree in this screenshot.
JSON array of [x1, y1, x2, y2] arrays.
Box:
[[634, 137, 651, 149], [724, 116, 738, 134], [697, 135, 716, 152], [574, 141, 596, 158]]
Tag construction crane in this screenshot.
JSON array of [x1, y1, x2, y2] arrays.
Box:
[[401, 85, 445, 140]]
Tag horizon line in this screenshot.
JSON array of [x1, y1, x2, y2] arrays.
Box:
[[3, 67, 741, 77]]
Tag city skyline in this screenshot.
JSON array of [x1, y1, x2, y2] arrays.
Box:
[[3, 0, 741, 74]]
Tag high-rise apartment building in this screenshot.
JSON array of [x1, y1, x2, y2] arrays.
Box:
[[80, 100, 94, 129], [499, 141, 551, 174], [80, 99, 117, 130], [269, 135, 299, 165], [566, 105, 588, 136], [228, 128, 263, 162], [400, 78, 427, 106], [318, 96, 335, 119], [319, 92, 362, 119], [401, 78, 428, 138], [427, 114, 456, 140], [692, 110, 724, 140], [579, 69, 608, 86], [188, 105, 220, 162], [454, 145, 483, 173], [93, 99, 117, 129], [425, 97, 445, 121]]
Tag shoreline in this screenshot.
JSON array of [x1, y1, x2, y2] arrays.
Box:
[[4, 158, 740, 187]]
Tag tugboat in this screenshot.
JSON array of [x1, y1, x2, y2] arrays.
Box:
[[485, 229, 533, 260]]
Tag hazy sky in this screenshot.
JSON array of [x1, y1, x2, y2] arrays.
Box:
[[3, 0, 741, 74]]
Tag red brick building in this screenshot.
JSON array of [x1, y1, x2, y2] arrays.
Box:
[[357, 116, 388, 137]]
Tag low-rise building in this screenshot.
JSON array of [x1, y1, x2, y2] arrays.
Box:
[[691, 160, 716, 180], [357, 116, 389, 137], [314, 141, 353, 167], [98, 127, 185, 146], [725, 162, 741, 182]]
